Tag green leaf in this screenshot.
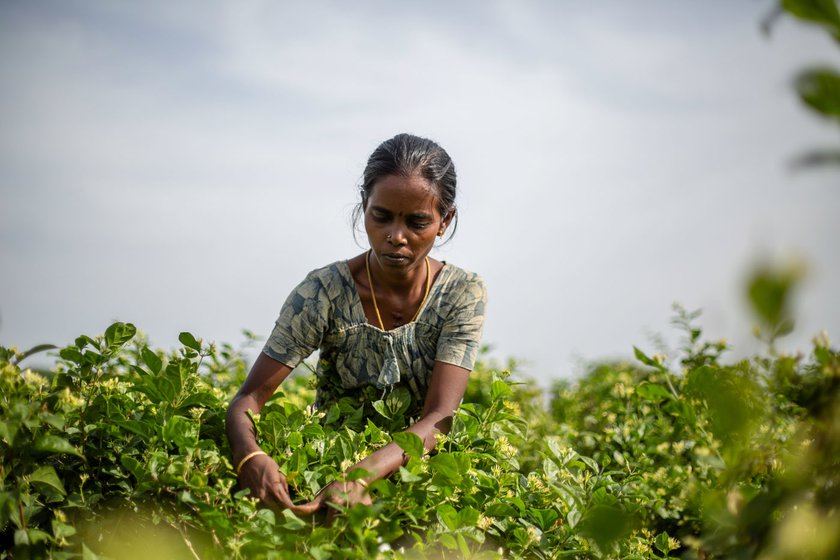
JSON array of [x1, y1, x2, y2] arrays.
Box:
[[490, 379, 512, 400], [633, 346, 660, 368], [300, 423, 325, 439], [59, 347, 85, 365], [542, 457, 561, 481], [17, 344, 57, 364], [797, 68, 840, 119], [783, 0, 840, 37], [579, 455, 599, 473], [164, 360, 190, 396], [289, 447, 308, 474], [398, 466, 421, 483], [458, 506, 480, 528], [29, 465, 66, 496], [141, 346, 163, 374], [287, 431, 303, 449], [75, 335, 97, 350], [178, 332, 201, 351], [52, 518, 77, 539], [392, 431, 425, 459], [40, 412, 65, 431], [104, 322, 136, 350], [385, 386, 411, 418], [372, 399, 391, 420], [547, 438, 569, 463], [579, 504, 637, 550], [281, 509, 307, 530], [530, 508, 559, 531], [0, 421, 14, 445], [33, 435, 84, 458], [439, 533, 458, 550], [345, 467, 374, 482], [486, 500, 518, 518], [120, 456, 145, 480], [747, 264, 798, 328], [429, 453, 462, 485], [686, 365, 763, 444], [815, 345, 832, 365], [82, 543, 103, 560], [14, 529, 28, 546], [654, 531, 671, 553], [774, 318, 796, 338], [26, 528, 52, 545], [437, 504, 459, 531], [310, 546, 336, 560], [162, 415, 199, 449], [82, 350, 104, 366], [323, 404, 340, 425], [637, 382, 673, 402], [179, 392, 220, 411], [567, 508, 582, 529]]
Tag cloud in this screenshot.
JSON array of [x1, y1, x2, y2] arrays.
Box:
[[1, 1, 838, 379]]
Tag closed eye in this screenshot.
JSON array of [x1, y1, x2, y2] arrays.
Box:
[[409, 219, 431, 229], [371, 209, 391, 222]]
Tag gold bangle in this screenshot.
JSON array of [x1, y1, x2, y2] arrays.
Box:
[[236, 450, 267, 474]]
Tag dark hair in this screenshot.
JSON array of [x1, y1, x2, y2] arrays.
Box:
[[352, 133, 458, 243]]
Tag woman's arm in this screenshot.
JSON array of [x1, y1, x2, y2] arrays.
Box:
[[226, 352, 318, 514], [314, 361, 470, 508]]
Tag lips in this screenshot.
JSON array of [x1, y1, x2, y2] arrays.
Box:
[[383, 252, 410, 263]]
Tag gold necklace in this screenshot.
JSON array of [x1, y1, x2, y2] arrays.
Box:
[[365, 249, 431, 331]]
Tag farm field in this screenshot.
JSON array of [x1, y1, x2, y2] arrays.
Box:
[[2, 284, 839, 559], [3, 1, 840, 558]]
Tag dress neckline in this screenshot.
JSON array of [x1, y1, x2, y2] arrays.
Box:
[[339, 259, 449, 333]]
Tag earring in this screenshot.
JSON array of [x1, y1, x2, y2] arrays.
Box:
[[437, 230, 444, 238]]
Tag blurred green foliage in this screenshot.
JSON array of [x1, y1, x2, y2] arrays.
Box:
[[1, 259, 839, 559], [775, 0, 840, 167]]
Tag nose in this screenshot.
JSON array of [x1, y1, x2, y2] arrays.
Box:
[[387, 224, 407, 245]]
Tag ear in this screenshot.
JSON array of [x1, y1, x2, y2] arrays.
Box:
[[438, 208, 456, 236]]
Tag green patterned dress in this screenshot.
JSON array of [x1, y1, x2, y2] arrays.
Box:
[[263, 260, 487, 420]]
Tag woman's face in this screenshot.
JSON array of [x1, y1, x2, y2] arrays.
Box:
[[364, 173, 450, 274]]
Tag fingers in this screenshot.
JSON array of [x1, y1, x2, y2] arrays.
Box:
[[238, 455, 298, 511], [289, 500, 322, 516], [242, 467, 374, 519], [322, 481, 370, 508], [269, 484, 297, 511]]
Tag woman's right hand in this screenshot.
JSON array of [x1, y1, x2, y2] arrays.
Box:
[[237, 453, 319, 516]]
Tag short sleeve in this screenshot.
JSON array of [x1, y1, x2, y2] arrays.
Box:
[[262, 270, 331, 368], [435, 273, 488, 370]]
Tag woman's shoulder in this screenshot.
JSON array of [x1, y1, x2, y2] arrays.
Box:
[[292, 260, 355, 299], [301, 260, 350, 281], [439, 261, 485, 289], [436, 262, 487, 306]]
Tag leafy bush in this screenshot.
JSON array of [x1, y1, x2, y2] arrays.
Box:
[[1, 301, 838, 559]]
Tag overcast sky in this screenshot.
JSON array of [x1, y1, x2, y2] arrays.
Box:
[[1, 1, 838, 384]]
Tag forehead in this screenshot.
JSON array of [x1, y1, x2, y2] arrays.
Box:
[[367, 173, 440, 217]]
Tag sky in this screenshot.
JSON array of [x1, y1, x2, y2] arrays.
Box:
[[1, 1, 839, 385]]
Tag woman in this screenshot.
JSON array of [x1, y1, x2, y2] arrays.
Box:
[[225, 133, 487, 515]]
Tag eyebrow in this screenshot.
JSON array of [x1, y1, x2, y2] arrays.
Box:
[[370, 206, 434, 220]]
